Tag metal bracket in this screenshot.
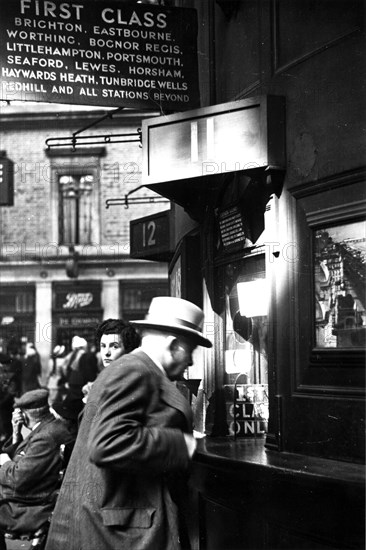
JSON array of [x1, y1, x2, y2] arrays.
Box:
[[45, 107, 142, 151], [106, 185, 170, 209]]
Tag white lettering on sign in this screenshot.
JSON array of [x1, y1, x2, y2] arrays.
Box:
[[100, 9, 167, 29], [0, 1, 199, 109], [20, 1, 84, 21], [62, 292, 93, 309], [229, 420, 267, 436], [142, 221, 156, 248]]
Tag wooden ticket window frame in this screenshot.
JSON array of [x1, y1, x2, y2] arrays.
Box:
[[275, 170, 366, 461], [292, 175, 365, 392], [169, 230, 203, 308]]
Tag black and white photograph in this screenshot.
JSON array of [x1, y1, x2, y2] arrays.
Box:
[[0, 1, 364, 549]]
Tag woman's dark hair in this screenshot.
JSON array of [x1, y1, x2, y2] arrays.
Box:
[[95, 319, 141, 354]]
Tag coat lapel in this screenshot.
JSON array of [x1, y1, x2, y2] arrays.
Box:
[[133, 350, 193, 431], [159, 375, 193, 427]]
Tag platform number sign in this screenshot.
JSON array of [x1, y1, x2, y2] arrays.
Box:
[[130, 210, 172, 261], [0, 155, 14, 206], [142, 220, 157, 248]]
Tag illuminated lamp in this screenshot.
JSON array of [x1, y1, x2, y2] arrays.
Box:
[[237, 279, 268, 318]]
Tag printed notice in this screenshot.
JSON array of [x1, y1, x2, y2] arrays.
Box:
[[219, 206, 246, 248], [0, 0, 200, 110]]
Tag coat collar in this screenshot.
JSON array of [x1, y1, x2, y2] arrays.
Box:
[[22, 413, 56, 443], [132, 350, 193, 430]]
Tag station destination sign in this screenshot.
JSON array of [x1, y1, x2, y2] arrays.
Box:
[[0, 0, 199, 111]]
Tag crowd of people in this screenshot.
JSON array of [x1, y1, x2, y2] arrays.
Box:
[[0, 297, 211, 550]]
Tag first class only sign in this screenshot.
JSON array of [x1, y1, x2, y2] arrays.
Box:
[[0, 0, 200, 110]]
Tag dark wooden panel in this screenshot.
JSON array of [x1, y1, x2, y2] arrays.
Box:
[[200, 497, 247, 550], [265, 522, 346, 550], [277, 176, 366, 462], [272, 0, 363, 73], [215, 0, 261, 102], [189, 439, 365, 550]]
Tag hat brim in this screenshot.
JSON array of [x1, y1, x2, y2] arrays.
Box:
[[130, 320, 212, 348]]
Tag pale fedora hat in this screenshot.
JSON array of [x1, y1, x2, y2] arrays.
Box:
[[131, 297, 212, 348]]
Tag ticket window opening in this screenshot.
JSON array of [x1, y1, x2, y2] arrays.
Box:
[[223, 257, 269, 436], [224, 260, 268, 381]]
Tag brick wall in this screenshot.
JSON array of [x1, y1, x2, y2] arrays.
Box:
[[0, 104, 167, 255]]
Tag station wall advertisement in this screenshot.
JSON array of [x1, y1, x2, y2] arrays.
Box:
[[0, 0, 200, 111]]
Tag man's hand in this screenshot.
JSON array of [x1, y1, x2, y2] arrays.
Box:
[[11, 408, 24, 443], [82, 381, 94, 404]]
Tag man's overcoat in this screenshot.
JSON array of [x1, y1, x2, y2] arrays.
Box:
[[0, 414, 73, 533], [46, 349, 193, 550]]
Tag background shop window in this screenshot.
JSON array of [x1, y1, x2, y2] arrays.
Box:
[[15, 292, 35, 313], [120, 282, 169, 321], [0, 288, 35, 315], [59, 174, 94, 246], [52, 282, 102, 353], [0, 286, 36, 351]]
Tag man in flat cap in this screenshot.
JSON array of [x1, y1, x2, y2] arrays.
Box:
[[46, 297, 212, 550], [0, 389, 75, 550]]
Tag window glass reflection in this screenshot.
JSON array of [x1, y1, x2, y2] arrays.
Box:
[[314, 220, 366, 348]]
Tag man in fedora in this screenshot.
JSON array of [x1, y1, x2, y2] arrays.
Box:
[[46, 297, 212, 550], [0, 389, 74, 550]]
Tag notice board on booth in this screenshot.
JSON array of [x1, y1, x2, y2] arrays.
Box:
[[0, 0, 199, 111]]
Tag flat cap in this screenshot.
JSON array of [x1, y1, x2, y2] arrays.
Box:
[[15, 389, 49, 409]]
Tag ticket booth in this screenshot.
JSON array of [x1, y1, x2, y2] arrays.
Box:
[[136, 95, 365, 550], [141, 95, 285, 438]]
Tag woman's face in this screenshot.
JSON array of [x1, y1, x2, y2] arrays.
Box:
[[100, 333, 125, 368]]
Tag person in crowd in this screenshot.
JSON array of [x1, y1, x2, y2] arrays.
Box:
[[0, 354, 18, 451], [60, 336, 97, 404], [81, 318, 141, 403], [5, 339, 22, 398], [21, 342, 42, 394], [61, 336, 88, 388], [47, 345, 66, 406], [50, 396, 84, 468], [45, 297, 212, 550], [0, 389, 75, 550]]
